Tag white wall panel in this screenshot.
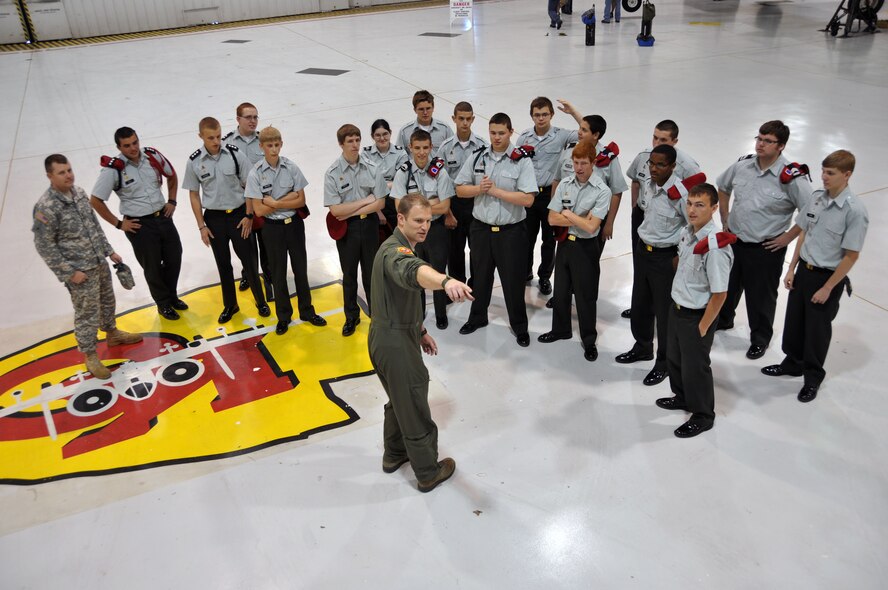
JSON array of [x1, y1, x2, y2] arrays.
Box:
[[61, 0, 346, 39]]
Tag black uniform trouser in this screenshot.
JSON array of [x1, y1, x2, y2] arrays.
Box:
[[124, 213, 182, 306], [667, 304, 717, 427], [629, 241, 678, 370], [421, 218, 450, 322], [469, 220, 529, 334], [551, 236, 601, 348], [779, 263, 845, 388], [525, 186, 555, 280], [381, 196, 398, 231], [447, 197, 475, 284], [336, 215, 379, 321], [630, 205, 644, 256], [204, 207, 265, 309], [718, 239, 786, 346], [262, 217, 315, 323], [369, 326, 439, 482], [243, 228, 271, 286]]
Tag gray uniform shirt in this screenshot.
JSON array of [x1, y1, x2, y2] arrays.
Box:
[[637, 173, 690, 248], [454, 144, 538, 225], [323, 156, 388, 207], [796, 187, 868, 270], [91, 149, 174, 216], [628, 148, 701, 211], [554, 141, 630, 195], [390, 159, 456, 222], [361, 144, 408, 184], [245, 157, 309, 221], [435, 133, 489, 179], [182, 145, 250, 210], [671, 219, 734, 309], [516, 126, 578, 188], [547, 173, 612, 239], [716, 154, 812, 243], [33, 185, 114, 282], [396, 118, 454, 153], [223, 130, 265, 166]]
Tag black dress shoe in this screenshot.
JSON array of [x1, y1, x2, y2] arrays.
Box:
[[656, 396, 688, 411], [538, 331, 571, 343], [797, 384, 819, 403], [436, 317, 448, 330], [538, 278, 552, 295], [218, 305, 240, 323], [516, 333, 530, 347], [459, 320, 488, 335], [526, 273, 534, 283], [257, 303, 271, 317], [716, 321, 733, 331], [761, 364, 803, 377], [301, 313, 328, 327], [584, 345, 598, 362], [239, 278, 249, 292], [171, 299, 189, 311], [620, 308, 631, 319], [674, 420, 713, 438], [615, 350, 654, 364], [746, 344, 767, 359], [545, 298, 554, 309], [643, 369, 668, 386], [342, 317, 360, 337], [157, 305, 180, 320], [275, 320, 289, 335]]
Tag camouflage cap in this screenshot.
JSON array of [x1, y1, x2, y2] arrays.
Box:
[[114, 262, 135, 290]]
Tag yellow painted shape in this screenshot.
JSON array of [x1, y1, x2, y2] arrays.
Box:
[[688, 21, 722, 26]]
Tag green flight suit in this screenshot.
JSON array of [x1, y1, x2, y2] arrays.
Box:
[[368, 228, 439, 481]]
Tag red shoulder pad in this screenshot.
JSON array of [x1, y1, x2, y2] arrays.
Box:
[[594, 142, 620, 167], [143, 147, 175, 178], [510, 145, 535, 161], [666, 172, 707, 201], [780, 162, 810, 184], [693, 231, 737, 255], [100, 155, 125, 171], [427, 157, 445, 178]]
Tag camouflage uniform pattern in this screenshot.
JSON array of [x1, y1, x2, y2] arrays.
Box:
[[33, 185, 117, 353]]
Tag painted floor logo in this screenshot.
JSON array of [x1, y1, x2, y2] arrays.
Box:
[[0, 282, 372, 485]]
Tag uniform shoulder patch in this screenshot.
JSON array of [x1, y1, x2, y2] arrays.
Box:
[[738, 154, 755, 161], [398, 162, 410, 172], [363, 146, 372, 151], [144, 147, 159, 155], [225, 143, 239, 152], [472, 146, 487, 154], [567, 141, 578, 149], [393, 145, 404, 151], [34, 211, 49, 224], [780, 162, 810, 184], [396, 246, 414, 255], [222, 131, 234, 140], [189, 149, 201, 161]]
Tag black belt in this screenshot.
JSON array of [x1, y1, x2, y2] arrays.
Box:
[[264, 216, 299, 225], [565, 234, 594, 242], [347, 214, 373, 223], [124, 209, 163, 220], [205, 205, 246, 215], [800, 259, 833, 274], [735, 236, 781, 248], [673, 301, 706, 315], [640, 240, 677, 254], [475, 220, 521, 233]]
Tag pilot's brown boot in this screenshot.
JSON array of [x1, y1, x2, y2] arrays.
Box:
[[417, 458, 456, 493], [84, 353, 111, 379], [106, 328, 142, 347]]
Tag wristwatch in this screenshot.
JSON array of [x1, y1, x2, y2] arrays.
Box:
[[441, 276, 452, 289]]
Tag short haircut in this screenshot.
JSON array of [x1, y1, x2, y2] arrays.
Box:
[[584, 115, 607, 139], [822, 149, 855, 173], [337, 124, 361, 144], [689, 182, 718, 206], [398, 193, 431, 215], [44, 153, 68, 173], [370, 119, 391, 135], [530, 97, 554, 115], [571, 140, 596, 163], [236, 102, 257, 117], [410, 129, 433, 145], [759, 120, 790, 145], [655, 119, 680, 140], [453, 101, 474, 115], [412, 90, 434, 108], [651, 144, 677, 165], [489, 112, 513, 130], [114, 126, 137, 147], [258, 126, 282, 144], [199, 117, 221, 133]]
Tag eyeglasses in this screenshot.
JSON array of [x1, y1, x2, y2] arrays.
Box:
[[754, 136, 778, 145], [239, 115, 259, 121], [647, 159, 671, 168]]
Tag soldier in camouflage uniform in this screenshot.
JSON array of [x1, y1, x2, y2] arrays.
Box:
[[33, 154, 142, 379]]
